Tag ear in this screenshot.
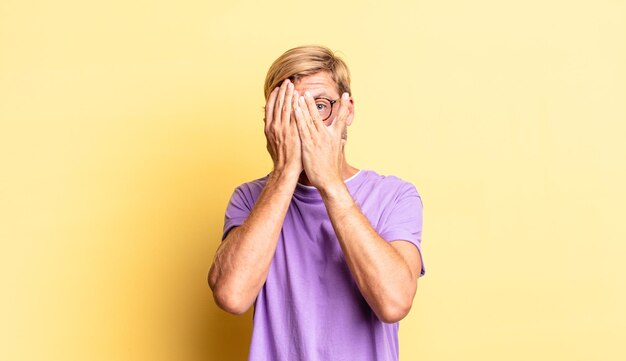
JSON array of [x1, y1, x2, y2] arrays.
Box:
[[346, 97, 355, 126]]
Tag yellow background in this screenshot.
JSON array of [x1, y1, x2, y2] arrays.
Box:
[[1, 0, 625, 360]]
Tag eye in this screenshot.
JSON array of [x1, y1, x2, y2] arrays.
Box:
[[314, 98, 331, 111]]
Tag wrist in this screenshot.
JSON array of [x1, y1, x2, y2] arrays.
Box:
[[318, 178, 349, 200], [269, 167, 300, 187]]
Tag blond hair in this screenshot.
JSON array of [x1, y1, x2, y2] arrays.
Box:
[[263, 45, 351, 101]]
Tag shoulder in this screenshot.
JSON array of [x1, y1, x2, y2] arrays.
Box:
[[361, 169, 421, 198], [229, 174, 270, 204], [235, 174, 269, 192], [352, 170, 423, 211]]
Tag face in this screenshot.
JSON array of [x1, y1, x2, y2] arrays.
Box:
[[292, 71, 354, 140]]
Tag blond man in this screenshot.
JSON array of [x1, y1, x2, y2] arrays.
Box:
[[209, 45, 426, 361]]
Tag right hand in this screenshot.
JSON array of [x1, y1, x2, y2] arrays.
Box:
[[264, 78, 302, 178]]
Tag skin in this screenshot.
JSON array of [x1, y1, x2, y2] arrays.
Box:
[[208, 71, 422, 323]]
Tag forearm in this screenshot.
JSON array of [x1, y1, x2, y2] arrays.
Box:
[[319, 182, 417, 323], [209, 170, 298, 314]]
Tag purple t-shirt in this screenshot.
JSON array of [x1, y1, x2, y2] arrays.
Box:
[[222, 169, 425, 361]]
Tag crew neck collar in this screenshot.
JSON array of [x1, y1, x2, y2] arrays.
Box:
[[297, 169, 362, 189], [294, 169, 366, 199]]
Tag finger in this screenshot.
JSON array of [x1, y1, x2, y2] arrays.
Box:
[[273, 79, 290, 126], [298, 95, 317, 135], [303, 91, 324, 131], [331, 92, 351, 131], [291, 90, 299, 124], [264, 86, 279, 132], [294, 97, 311, 140], [282, 81, 294, 123]]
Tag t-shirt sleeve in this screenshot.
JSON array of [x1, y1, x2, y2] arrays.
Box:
[[378, 182, 426, 277], [222, 185, 252, 241]]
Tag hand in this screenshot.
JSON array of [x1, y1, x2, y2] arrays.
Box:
[[293, 91, 351, 190], [264, 79, 302, 178]]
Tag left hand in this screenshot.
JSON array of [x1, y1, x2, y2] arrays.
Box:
[[293, 91, 351, 190]]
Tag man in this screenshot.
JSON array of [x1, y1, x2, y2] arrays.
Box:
[[208, 45, 425, 361]]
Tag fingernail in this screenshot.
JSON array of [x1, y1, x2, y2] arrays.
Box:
[[299, 96, 305, 103], [304, 91, 311, 98], [342, 92, 349, 99]]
